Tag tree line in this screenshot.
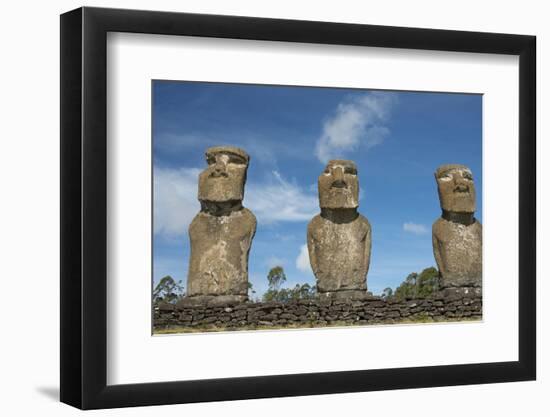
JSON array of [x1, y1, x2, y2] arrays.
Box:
[[381, 267, 439, 301], [153, 265, 440, 305]]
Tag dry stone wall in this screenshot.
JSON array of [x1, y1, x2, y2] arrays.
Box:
[[154, 292, 482, 331]]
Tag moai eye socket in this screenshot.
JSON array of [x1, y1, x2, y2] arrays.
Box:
[[439, 172, 453, 181], [228, 155, 247, 165], [206, 155, 216, 165], [344, 167, 357, 175], [462, 171, 473, 181]]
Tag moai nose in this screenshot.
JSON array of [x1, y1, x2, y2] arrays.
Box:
[[453, 173, 469, 192], [331, 166, 346, 188], [213, 156, 228, 175]]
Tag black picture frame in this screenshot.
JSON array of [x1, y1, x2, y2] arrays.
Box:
[[60, 6, 536, 410]]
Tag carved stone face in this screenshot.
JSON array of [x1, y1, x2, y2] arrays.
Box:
[[435, 164, 476, 213], [198, 146, 249, 203], [318, 160, 359, 209]]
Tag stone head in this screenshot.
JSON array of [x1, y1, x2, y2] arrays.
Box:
[[198, 146, 250, 203], [435, 164, 476, 213], [318, 160, 359, 209]]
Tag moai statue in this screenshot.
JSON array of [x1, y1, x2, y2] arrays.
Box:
[[432, 164, 482, 294], [182, 146, 256, 306], [307, 160, 372, 299]]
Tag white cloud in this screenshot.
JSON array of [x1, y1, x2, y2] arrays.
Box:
[[296, 244, 311, 273], [315, 92, 396, 163], [246, 171, 318, 223], [403, 222, 429, 235], [153, 167, 318, 240], [153, 166, 201, 238]]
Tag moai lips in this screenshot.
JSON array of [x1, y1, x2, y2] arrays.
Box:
[[307, 160, 372, 299], [432, 164, 482, 290], [181, 146, 256, 307]]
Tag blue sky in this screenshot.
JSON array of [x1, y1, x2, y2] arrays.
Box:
[[152, 81, 482, 297]]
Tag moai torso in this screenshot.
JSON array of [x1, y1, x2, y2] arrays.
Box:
[[308, 212, 371, 292], [307, 160, 372, 296], [432, 217, 482, 288], [187, 208, 256, 297], [184, 146, 256, 302], [432, 164, 482, 289]]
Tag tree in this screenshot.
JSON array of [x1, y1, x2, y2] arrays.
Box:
[[262, 266, 316, 302], [267, 266, 287, 290], [415, 267, 439, 297], [153, 275, 185, 304], [392, 267, 439, 301], [291, 283, 316, 300], [394, 273, 417, 300], [382, 287, 393, 299]]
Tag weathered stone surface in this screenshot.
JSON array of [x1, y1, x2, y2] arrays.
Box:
[[317, 160, 359, 209], [435, 164, 476, 213], [187, 209, 256, 295], [176, 295, 248, 308], [432, 218, 482, 287], [308, 160, 371, 296], [197, 146, 249, 203], [185, 146, 256, 303], [155, 294, 482, 331], [432, 164, 482, 289], [156, 301, 175, 311], [439, 287, 482, 300]]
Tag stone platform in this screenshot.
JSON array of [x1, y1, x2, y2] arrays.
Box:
[[154, 291, 482, 332]]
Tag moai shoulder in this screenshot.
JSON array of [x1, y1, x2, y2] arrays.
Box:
[[189, 207, 256, 239], [432, 216, 482, 242], [307, 211, 371, 242]]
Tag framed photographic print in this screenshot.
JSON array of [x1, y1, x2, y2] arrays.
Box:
[[60, 6, 536, 410]]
